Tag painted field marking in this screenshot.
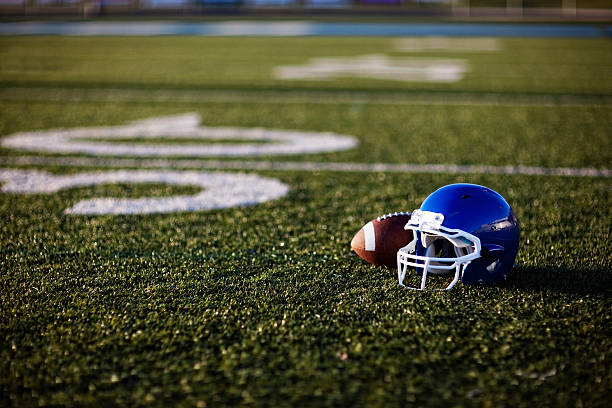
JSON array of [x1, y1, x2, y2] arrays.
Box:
[[274, 55, 468, 83], [1, 113, 358, 157], [3, 88, 610, 107], [0, 113, 354, 214], [0, 169, 289, 215], [1, 156, 609, 178], [1, 111, 610, 216]]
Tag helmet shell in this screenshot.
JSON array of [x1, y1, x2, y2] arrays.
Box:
[[419, 183, 520, 285]]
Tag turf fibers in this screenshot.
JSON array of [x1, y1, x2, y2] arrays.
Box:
[[0, 35, 611, 407]]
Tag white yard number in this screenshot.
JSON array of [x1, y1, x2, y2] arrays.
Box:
[[0, 114, 358, 215], [2, 113, 357, 157]]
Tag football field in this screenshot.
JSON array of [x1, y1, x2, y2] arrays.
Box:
[[1, 31, 611, 406]]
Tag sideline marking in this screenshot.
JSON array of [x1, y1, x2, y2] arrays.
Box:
[[0, 169, 289, 215], [3, 88, 610, 107], [1, 156, 609, 178], [274, 55, 467, 82], [1, 113, 358, 157]]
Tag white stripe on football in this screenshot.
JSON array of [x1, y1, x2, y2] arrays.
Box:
[[351, 212, 413, 267]]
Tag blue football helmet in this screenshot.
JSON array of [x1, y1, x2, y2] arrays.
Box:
[[397, 183, 520, 290]]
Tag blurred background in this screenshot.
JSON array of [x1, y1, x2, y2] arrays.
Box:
[[1, 0, 611, 19]]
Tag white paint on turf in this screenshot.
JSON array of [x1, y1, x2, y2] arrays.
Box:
[[1, 111, 609, 216], [3, 88, 608, 107], [1, 113, 358, 157], [1, 156, 609, 178], [0, 169, 289, 215], [274, 55, 467, 82]]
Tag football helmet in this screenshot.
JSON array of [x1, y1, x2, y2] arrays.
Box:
[[397, 183, 519, 290]]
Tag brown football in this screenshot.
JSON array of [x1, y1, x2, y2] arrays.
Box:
[[351, 212, 414, 267]]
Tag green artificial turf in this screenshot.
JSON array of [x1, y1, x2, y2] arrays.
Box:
[[1, 36, 612, 95], [1, 100, 610, 169], [1, 172, 610, 407], [1, 34, 611, 407]]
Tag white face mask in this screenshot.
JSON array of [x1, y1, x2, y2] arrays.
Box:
[[397, 210, 482, 291]]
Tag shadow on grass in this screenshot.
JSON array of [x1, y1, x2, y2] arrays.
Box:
[[506, 265, 612, 296]]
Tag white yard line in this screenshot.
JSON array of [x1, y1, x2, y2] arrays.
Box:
[[2, 88, 611, 107], [1, 156, 609, 178]]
